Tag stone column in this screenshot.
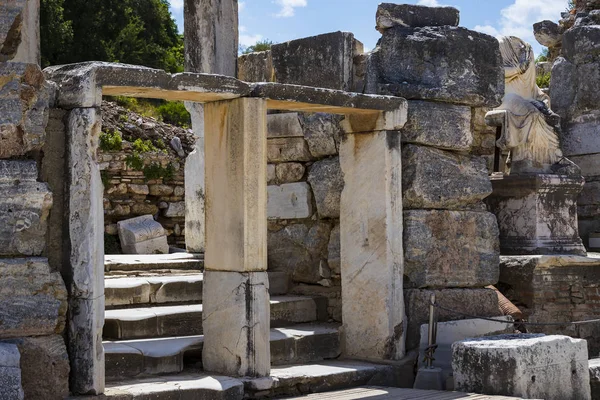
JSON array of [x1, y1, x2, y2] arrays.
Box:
[[183, 0, 239, 253], [339, 129, 406, 360], [202, 97, 270, 377], [14, 0, 40, 65], [65, 108, 105, 394]]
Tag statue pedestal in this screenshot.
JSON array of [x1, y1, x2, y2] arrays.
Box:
[[487, 174, 586, 256]]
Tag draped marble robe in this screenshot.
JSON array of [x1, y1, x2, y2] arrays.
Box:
[[496, 36, 563, 172]]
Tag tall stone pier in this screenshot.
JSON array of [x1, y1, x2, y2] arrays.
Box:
[[183, 0, 239, 253]]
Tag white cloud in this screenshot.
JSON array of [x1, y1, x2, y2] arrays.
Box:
[[474, 0, 565, 47], [170, 0, 183, 11], [240, 25, 248, 33], [417, 0, 443, 6], [240, 33, 264, 47], [239, 1, 246, 12], [274, 0, 307, 18]]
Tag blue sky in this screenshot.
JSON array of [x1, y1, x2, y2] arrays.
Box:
[[169, 0, 571, 56]]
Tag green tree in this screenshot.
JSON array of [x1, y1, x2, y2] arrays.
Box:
[[242, 39, 275, 54], [41, 0, 183, 72]]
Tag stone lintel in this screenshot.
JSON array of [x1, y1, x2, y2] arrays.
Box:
[[204, 98, 267, 273], [202, 270, 270, 377], [340, 131, 405, 360]]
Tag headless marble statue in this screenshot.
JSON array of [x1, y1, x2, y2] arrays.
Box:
[[487, 36, 577, 175]]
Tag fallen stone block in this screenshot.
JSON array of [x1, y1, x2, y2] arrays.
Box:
[[452, 334, 590, 400], [0, 160, 52, 256], [401, 101, 472, 150], [0, 258, 67, 338], [533, 20, 563, 48], [117, 215, 169, 255], [404, 288, 502, 350], [268, 183, 313, 220], [0, 343, 23, 400], [307, 157, 343, 219], [376, 3, 459, 32], [402, 145, 492, 209], [376, 26, 504, 107], [271, 31, 359, 91], [0, 62, 49, 158], [404, 210, 500, 288]]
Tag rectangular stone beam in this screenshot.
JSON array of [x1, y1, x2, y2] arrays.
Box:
[[65, 107, 105, 394], [340, 131, 406, 361], [203, 97, 270, 377]]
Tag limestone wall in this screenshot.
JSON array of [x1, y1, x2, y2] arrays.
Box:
[[0, 3, 70, 398]]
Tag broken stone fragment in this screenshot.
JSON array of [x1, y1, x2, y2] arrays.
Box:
[[117, 215, 169, 254], [307, 157, 343, 219], [376, 3, 460, 32], [0, 258, 68, 338], [533, 20, 563, 48], [375, 26, 504, 107], [0, 160, 52, 256], [0, 62, 50, 158], [0, 0, 26, 61]]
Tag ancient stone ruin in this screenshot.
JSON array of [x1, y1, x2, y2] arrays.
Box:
[[2, 0, 600, 399]]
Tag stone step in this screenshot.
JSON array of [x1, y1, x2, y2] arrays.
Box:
[[104, 323, 341, 379], [105, 271, 291, 308], [104, 253, 204, 272], [104, 295, 328, 340], [281, 386, 526, 399], [92, 360, 407, 399]]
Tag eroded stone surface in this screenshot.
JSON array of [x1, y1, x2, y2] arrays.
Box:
[[268, 113, 303, 138], [275, 163, 305, 184], [403, 210, 500, 288], [0, 62, 49, 158], [268, 183, 313, 220], [452, 334, 590, 400], [238, 50, 273, 82], [202, 270, 270, 377], [117, 215, 168, 255], [0, 258, 67, 338], [268, 137, 313, 163], [0, 0, 26, 61], [401, 101, 472, 150], [375, 26, 504, 107], [0, 160, 52, 256], [299, 113, 342, 158], [376, 3, 460, 31], [402, 145, 492, 210], [307, 157, 344, 219], [0, 343, 23, 400]]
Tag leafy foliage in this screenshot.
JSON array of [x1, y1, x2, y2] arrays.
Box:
[[99, 129, 123, 152], [537, 72, 551, 88], [242, 39, 275, 54], [132, 138, 161, 153], [125, 152, 144, 170], [157, 101, 191, 127], [535, 48, 549, 63], [41, 0, 183, 72], [143, 162, 175, 181]]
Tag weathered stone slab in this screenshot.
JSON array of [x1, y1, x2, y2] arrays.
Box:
[[202, 270, 270, 377], [340, 131, 405, 360], [118, 215, 169, 255], [376, 3, 460, 32], [307, 157, 343, 219], [268, 137, 313, 162], [275, 163, 305, 183], [562, 114, 600, 156], [271, 32, 357, 91], [299, 113, 342, 157], [0, 0, 26, 61], [0, 62, 49, 158], [238, 50, 274, 83], [534, 20, 563, 48], [268, 223, 331, 284], [13, 0, 39, 64], [0, 343, 23, 400], [164, 201, 185, 217], [453, 334, 590, 400], [0, 258, 67, 338], [403, 210, 500, 288], [4, 335, 69, 400], [376, 26, 504, 107], [404, 288, 502, 350], [571, 153, 600, 177], [401, 101, 472, 150], [268, 113, 303, 138], [185, 103, 205, 253], [268, 183, 313, 220], [487, 174, 587, 256], [563, 25, 600, 65], [0, 160, 52, 256], [402, 145, 492, 210]]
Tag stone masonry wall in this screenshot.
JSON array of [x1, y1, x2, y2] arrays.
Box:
[[99, 101, 194, 251], [0, 3, 70, 399]]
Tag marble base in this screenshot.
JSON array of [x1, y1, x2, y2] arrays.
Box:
[[487, 174, 586, 256]]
